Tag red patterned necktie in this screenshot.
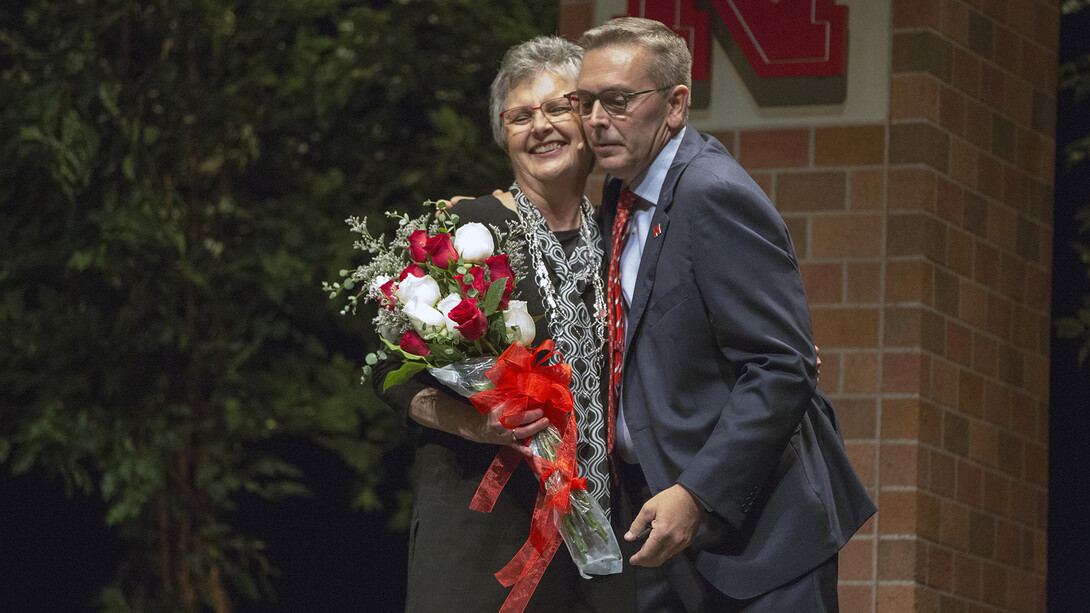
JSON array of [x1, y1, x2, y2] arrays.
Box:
[[607, 188, 637, 453]]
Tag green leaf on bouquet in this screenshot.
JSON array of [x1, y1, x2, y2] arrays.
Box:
[[480, 279, 507, 316], [383, 362, 427, 391], [427, 341, 466, 363], [379, 335, 424, 359], [487, 315, 507, 341], [378, 336, 403, 355]]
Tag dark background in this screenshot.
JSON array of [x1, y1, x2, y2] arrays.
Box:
[[1046, 4, 1090, 612], [1, 438, 413, 611], [3, 9, 1090, 613]]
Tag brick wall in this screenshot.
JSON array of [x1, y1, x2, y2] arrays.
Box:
[[872, 1, 1055, 611], [561, 1, 1058, 611]]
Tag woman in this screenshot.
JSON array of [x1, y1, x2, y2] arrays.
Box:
[[372, 36, 632, 612]]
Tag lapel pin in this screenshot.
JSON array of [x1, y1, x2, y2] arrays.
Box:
[[653, 224, 662, 237]]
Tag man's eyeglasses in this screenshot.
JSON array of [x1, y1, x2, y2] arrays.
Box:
[[565, 86, 673, 117], [499, 97, 574, 129]]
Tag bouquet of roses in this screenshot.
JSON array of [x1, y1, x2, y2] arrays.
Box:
[[326, 201, 621, 606], [326, 202, 532, 386]]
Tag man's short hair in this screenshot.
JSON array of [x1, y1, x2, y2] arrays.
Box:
[[576, 17, 692, 93]]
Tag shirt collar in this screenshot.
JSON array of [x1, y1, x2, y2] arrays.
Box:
[[627, 126, 687, 206]]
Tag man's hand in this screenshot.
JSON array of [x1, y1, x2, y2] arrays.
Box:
[[625, 484, 704, 567]]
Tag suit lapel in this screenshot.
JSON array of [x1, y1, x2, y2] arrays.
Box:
[[623, 129, 705, 354]]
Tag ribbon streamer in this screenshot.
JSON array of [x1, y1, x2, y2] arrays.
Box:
[[467, 341, 585, 613]]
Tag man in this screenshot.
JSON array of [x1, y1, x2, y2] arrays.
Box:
[[568, 18, 876, 611]]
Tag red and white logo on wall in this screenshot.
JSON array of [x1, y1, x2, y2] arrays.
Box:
[[619, 0, 850, 107]]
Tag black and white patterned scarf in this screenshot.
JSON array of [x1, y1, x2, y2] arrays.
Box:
[[511, 184, 611, 512]]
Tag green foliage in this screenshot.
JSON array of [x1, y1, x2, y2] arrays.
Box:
[[1057, 3, 1090, 369], [1055, 206, 1090, 366], [0, 0, 554, 609], [1059, 50, 1090, 171], [1065, 1, 1090, 15]]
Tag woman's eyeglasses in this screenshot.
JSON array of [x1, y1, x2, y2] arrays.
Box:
[[565, 86, 673, 117], [499, 97, 574, 129]]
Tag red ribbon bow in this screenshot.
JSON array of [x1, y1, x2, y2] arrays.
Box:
[[469, 340, 574, 433], [467, 340, 584, 613]]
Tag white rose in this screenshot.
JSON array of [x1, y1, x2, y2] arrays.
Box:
[[435, 293, 465, 341], [502, 300, 535, 346], [453, 222, 494, 264], [394, 273, 440, 307], [402, 296, 446, 334]]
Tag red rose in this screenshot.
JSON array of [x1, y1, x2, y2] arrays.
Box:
[[486, 254, 515, 309], [407, 229, 430, 263], [399, 263, 426, 281], [485, 254, 514, 283], [379, 279, 397, 311], [448, 298, 488, 341], [455, 265, 488, 297], [426, 232, 458, 269], [398, 330, 431, 356]]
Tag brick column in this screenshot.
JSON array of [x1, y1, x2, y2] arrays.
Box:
[[868, 1, 1055, 611]]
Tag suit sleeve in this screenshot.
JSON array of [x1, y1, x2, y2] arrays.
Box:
[[673, 170, 819, 528], [370, 354, 433, 423]]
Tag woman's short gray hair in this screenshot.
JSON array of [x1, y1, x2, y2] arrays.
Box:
[[489, 35, 583, 150]]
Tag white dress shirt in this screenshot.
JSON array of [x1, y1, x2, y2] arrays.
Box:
[[614, 127, 687, 464]]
